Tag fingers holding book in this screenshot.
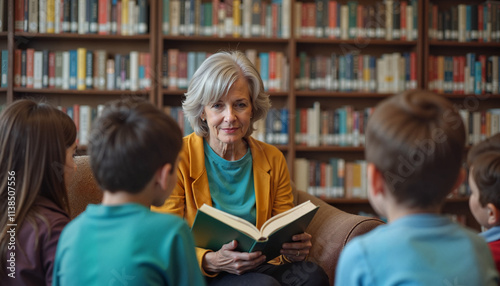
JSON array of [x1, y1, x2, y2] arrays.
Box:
[[280, 232, 312, 262], [203, 240, 267, 275]]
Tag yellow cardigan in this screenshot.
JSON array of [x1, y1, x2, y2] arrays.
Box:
[[153, 133, 294, 275]]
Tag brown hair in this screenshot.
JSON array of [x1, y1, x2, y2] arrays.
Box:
[[467, 133, 500, 167], [0, 100, 70, 272], [56, 109, 78, 148], [89, 98, 183, 193], [470, 152, 500, 209], [365, 90, 465, 208]]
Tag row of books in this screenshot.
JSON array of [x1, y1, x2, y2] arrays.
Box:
[[295, 157, 471, 200], [295, 103, 373, 147], [294, 158, 367, 199], [461, 109, 500, 146], [295, 52, 418, 93], [163, 106, 194, 136], [13, 49, 152, 91], [14, 0, 148, 35], [295, 0, 418, 40], [428, 54, 500, 95], [58, 104, 105, 146], [428, 2, 500, 42], [162, 0, 290, 38], [1, 50, 7, 88], [162, 49, 289, 92], [253, 108, 289, 145], [160, 103, 500, 148]]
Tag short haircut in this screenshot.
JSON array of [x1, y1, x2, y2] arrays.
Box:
[[183, 50, 271, 138], [89, 98, 183, 194], [467, 133, 500, 167], [365, 90, 466, 208], [470, 152, 500, 210]]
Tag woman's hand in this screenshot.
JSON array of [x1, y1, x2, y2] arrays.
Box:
[[202, 240, 267, 275], [280, 232, 312, 262]]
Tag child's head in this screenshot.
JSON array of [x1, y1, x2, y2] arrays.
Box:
[[468, 152, 500, 228], [0, 100, 71, 227], [88, 98, 183, 205], [467, 133, 500, 167], [365, 90, 465, 212]]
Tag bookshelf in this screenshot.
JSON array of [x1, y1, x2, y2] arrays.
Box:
[[2, 0, 499, 230], [5, 0, 157, 148]]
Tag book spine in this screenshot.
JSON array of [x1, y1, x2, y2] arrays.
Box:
[[48, 51, 56, 88], [85, 50, 94, 89], [1, 50, 7, 87]]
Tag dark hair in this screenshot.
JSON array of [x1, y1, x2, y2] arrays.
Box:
[[89, 98, 183, 193], [365, 90, 466, 208], [470, 152, 500, 210], [56, 109, 78, 148], [467, 133, 500, 167], [0, 100, 70, 272]]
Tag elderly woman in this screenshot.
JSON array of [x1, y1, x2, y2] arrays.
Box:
[[154, 50, 329, 285]]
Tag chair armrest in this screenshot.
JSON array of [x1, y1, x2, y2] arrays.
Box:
[[295, 190, 384, 285], [67, 156, 102, 219]]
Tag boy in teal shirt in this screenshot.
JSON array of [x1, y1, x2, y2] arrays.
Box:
[[53, 98, 206, 286], [336, 90, 498, 285]]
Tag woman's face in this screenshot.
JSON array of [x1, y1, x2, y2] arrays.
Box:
[[203, 78, 253, 146], [64, 142, 78, 189]]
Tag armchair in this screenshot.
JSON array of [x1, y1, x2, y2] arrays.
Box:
[[67, 156, 384, 285]]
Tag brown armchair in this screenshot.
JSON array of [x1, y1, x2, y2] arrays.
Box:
[[67, 156, 384, 285]]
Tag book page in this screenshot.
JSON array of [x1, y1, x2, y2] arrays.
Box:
[[199, 204, 261, 240], [260, 200, 317, 238]]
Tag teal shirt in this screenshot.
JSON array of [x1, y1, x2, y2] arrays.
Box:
[[204, 139, 257, 224], [53, 203, 205, 286]]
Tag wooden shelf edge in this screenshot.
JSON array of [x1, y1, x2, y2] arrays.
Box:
[[162, 89, 288, 97], [295, 146, 365, 152], [161, 35, 289, 43], [13, 88, 152, 95], [429, 40, 500, 47], [14, 32, 151, 40], [295, 38, 418, 45], [437, 93, 500, 99], [295, 91, 394, 98]]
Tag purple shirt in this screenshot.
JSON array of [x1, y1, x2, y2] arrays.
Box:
[[2, 196, 70, 286]]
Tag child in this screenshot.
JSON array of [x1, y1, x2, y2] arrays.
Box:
[[52, 98, 206, 286], [467, 134, 500, 273], [335, 90, 499, 285], [0, 100, 77, 285]]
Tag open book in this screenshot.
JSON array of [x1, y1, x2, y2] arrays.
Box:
[[191, 200, 319, 259]]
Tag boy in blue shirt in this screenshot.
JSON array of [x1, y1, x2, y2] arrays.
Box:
[[53, 98, 206, 286], [335, 90, 498, 285]]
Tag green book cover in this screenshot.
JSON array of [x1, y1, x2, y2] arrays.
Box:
[[191, 200, 319, 260]]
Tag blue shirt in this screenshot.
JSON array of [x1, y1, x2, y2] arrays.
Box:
[[481, 226, 500, 243], [335, 214, 499, 286], [53, 203, 205, 286], [204, 139, 256, 224]]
